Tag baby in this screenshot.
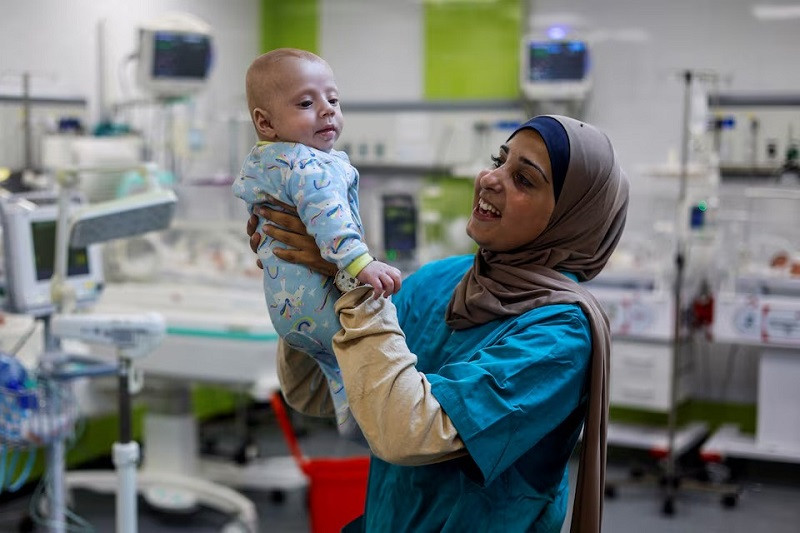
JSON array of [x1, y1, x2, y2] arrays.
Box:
[[233, 48, 401, 439]]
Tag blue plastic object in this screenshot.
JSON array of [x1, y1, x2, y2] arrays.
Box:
[[0, 353, 37, 409]]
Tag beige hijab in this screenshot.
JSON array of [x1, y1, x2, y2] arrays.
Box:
[[446, 115, 629, 532]]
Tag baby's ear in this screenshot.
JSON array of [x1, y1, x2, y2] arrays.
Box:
[[252, 107, 275, 139]]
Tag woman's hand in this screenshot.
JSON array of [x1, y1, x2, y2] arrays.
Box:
[[246, 198, 337, 277]]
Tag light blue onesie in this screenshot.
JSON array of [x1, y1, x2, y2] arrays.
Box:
[[233, 141, 370, 438]]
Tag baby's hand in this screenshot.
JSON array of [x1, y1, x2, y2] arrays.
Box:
[[357, 261, 402, 299]]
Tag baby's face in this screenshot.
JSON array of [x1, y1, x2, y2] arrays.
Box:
[[267, 58, 343, 152]]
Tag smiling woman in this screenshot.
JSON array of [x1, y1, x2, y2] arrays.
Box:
[[247, 114, 629, 532], [467, 127, 555, 252]]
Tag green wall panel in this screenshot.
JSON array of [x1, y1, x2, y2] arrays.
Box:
[[260, 0, 319, 54], [424, 0, 522, 100]]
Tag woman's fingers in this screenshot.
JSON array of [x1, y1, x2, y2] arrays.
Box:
[[249, 231, 262, 254], [247, 198, 336, 277], [266, 197, 297, 213], [273, 246, 337, 277], [255, 204, 306, 234], [246, 213, 259, 237], [264, 223, 316, 250]]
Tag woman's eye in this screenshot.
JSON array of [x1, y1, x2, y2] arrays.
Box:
[[514, 174, 533, 188], [490, 155, 503, 168]]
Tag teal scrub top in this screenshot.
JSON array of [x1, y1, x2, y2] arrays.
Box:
[[356, 255, 592, 533]]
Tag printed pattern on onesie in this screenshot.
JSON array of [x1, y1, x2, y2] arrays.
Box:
[[233, 142, 368, 426]]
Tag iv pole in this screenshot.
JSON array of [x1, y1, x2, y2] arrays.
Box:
[[663, 68, 739, 515], [662, 69, 693, 515]]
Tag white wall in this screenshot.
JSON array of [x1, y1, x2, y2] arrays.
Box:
[[1, 0, 259, 116], [529, 0, 800, 172], [0, 0, 260, 173], [5, 0, 799, 174], [321, 0, 423, 102]]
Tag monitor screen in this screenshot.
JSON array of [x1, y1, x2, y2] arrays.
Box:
[[527, 41, 588, 82], [31, 220, 90, 281], [152, 31, 211, 80], [382, 194, 417, 260]]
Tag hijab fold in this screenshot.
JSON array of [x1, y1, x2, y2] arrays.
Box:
[[445, 115, 629, 533]]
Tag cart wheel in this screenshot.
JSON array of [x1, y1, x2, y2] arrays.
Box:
[[721, 493, 738, 508], [604, 484, 617, 499], [629, 465, 645, 479], [662, 497, 675, 516], [234, 439, 258, 465], [270, 490, 286, 504], [17, 514, 35, 533]]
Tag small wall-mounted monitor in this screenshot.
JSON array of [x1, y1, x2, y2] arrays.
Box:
[[137, 28, 213, 97], [520, 38, 591, 101], [0, 194, 104, 316]]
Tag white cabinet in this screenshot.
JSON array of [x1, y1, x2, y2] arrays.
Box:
[[609, 339, 692, 412]]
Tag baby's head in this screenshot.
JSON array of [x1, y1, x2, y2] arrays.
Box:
[[246, 48, 342, 152]]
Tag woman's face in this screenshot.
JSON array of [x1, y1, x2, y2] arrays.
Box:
[[466, 129, 555, 252]]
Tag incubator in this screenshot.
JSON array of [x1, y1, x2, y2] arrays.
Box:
[[586, 164, 720, 454], [704, 186, 800, 464]]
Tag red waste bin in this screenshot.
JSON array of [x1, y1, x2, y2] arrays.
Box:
[[271, 392, 370, 533]]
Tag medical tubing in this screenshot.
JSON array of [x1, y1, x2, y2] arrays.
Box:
[[30, 468, 95, 533], [2, 447, 37, 493], [9, 449, 37, 492], [8, 322, 39, 357]]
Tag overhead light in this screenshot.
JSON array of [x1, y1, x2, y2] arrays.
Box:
[[752, 4, 800, 20], [547, 26, 568, 40]]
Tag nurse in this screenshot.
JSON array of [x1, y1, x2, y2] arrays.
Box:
[[248, 115, 629, 532]]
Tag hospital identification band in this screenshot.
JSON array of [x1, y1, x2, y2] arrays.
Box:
[[346, 253, 374, 277]]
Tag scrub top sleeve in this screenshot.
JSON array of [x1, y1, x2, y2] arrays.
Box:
[[425, 306, 592, 486]]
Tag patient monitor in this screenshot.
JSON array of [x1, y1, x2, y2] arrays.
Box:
[[136, 13, 214, 98], [520, 36, 591, 101], [0, 193, 104, 316]]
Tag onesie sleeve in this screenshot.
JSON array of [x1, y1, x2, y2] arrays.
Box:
[[284, 153, 370, 270]]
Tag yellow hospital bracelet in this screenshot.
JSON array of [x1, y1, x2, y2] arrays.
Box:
[[345, 253, 374, 277]]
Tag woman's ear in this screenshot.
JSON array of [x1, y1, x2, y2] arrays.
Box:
[[252, 107, 275, 139]]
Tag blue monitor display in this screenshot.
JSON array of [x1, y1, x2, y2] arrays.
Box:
[[152, 31, 212, 80], [527, 41, 588, 82]]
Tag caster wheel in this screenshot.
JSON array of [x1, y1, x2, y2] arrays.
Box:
[[201, 436, 218, 455], [270, 490, 287, 504], [604, 484, 617, 499], [17, 514, 35, 533], [629, 465, 645, 479], [662, 497, 675, 516], [234, 440, 258, 465], [721, 493, 738, 508]]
